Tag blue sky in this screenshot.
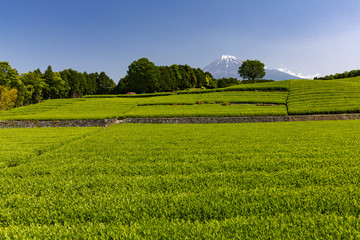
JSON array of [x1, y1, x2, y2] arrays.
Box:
[[2, 0, 360, 81]]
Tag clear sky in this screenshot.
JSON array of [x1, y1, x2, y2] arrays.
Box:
[[2, 0, 360, 81]]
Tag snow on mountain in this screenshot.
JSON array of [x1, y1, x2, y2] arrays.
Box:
[[203, 55, 243, 79], [203, 55, 302, 80]]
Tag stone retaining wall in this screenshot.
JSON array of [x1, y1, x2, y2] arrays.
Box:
[[0, 119, 118, 128], [123, 113, 360, 124], [1, 114, 360, 128]]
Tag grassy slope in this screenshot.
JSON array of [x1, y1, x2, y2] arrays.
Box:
[[288, 77, 360, 115], [1, 121, 360, 238]]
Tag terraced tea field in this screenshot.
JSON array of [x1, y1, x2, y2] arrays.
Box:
[[288, 77, 360, 115], [0, 98, 136, 120], [1, 78, 360, 121], [0, 84, 288, 120], [124, 104, 287, 118], [1, 121, 360, 238], [0, 127, 101, 168]]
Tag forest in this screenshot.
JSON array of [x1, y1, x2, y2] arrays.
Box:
[[0, 62, 116, 110]]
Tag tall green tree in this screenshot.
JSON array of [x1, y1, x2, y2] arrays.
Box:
[[20, 71, 46, 104], [171, 64, 182, 90], [44, 66, 67, 99], [178, 65, 191, 89], [83, 72, 98, 95], [127, 58, 160, 93], [60, 69, 85, 98], [96, 72, 116, 94], [158, 66, 176, 92], [115, 75, 129, 94], [0, 62, 19, 88], [238, 59, 266, 83], [194, 68, 206, 88]]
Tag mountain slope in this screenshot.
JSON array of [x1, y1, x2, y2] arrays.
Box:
[[202, 55, 242, 79], [203, 55, 302, 80], [264, 69, 302, 81]]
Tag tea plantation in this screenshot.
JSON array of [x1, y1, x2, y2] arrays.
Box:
[[288, 77, 360, 114], [0, 77, 359, 120], [1, 121, 360, 238], [1, 78, 360, 239]]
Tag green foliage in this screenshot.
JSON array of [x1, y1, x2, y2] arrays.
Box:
[[59, 68, 87, 98], [0, 127, 100, 165], [0, 86, 18, 111], [238, 59, 266, 82], [124, 104, 287, 118], [241, 79, 274, 84], [315, 69, 360, 80], [0, 98, 136, 120], [1, 121, 360, 238], [118, 60, 214, 93], [206, 73, 217, 88], [136, 91, 287, 105], [83, 72, 97, 95], [3, 76, 360, 119], [0, 61, 18, 88], [226, 80, 290, 91], [198, 91, 287, 104], [0, 62, 116, 109], [44, 65, 68, 99], [0, 90, 288, 120], [96, 72, 116, 94], [19, 71, 46, 104], [216, 77, 240, 88], [127, 58, 160, 93], [288, 78, 360, 115]]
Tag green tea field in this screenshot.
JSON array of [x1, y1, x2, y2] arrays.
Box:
[[3, 1, 360, 239], [288, 77, 360, 114], [1, 121, 360, 238], [1, 78, 359, 121]]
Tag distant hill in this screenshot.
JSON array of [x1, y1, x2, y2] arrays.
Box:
[[203, 55, 302, 80]]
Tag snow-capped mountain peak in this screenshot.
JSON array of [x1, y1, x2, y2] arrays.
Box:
[[203, 55, 302, 80], [216, 55, 242, 65], [219, 55, 238, 61]]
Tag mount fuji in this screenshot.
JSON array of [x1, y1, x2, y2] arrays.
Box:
[[203, 55, 302, 80]]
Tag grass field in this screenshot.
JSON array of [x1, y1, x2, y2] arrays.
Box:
[[1, 121, 360, 238]]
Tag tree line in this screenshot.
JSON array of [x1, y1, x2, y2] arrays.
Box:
[[116, 58, 220, 93], [0, 58, 242, 111], [0, 61, 116, 110], [314, 69, 360, 80]]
